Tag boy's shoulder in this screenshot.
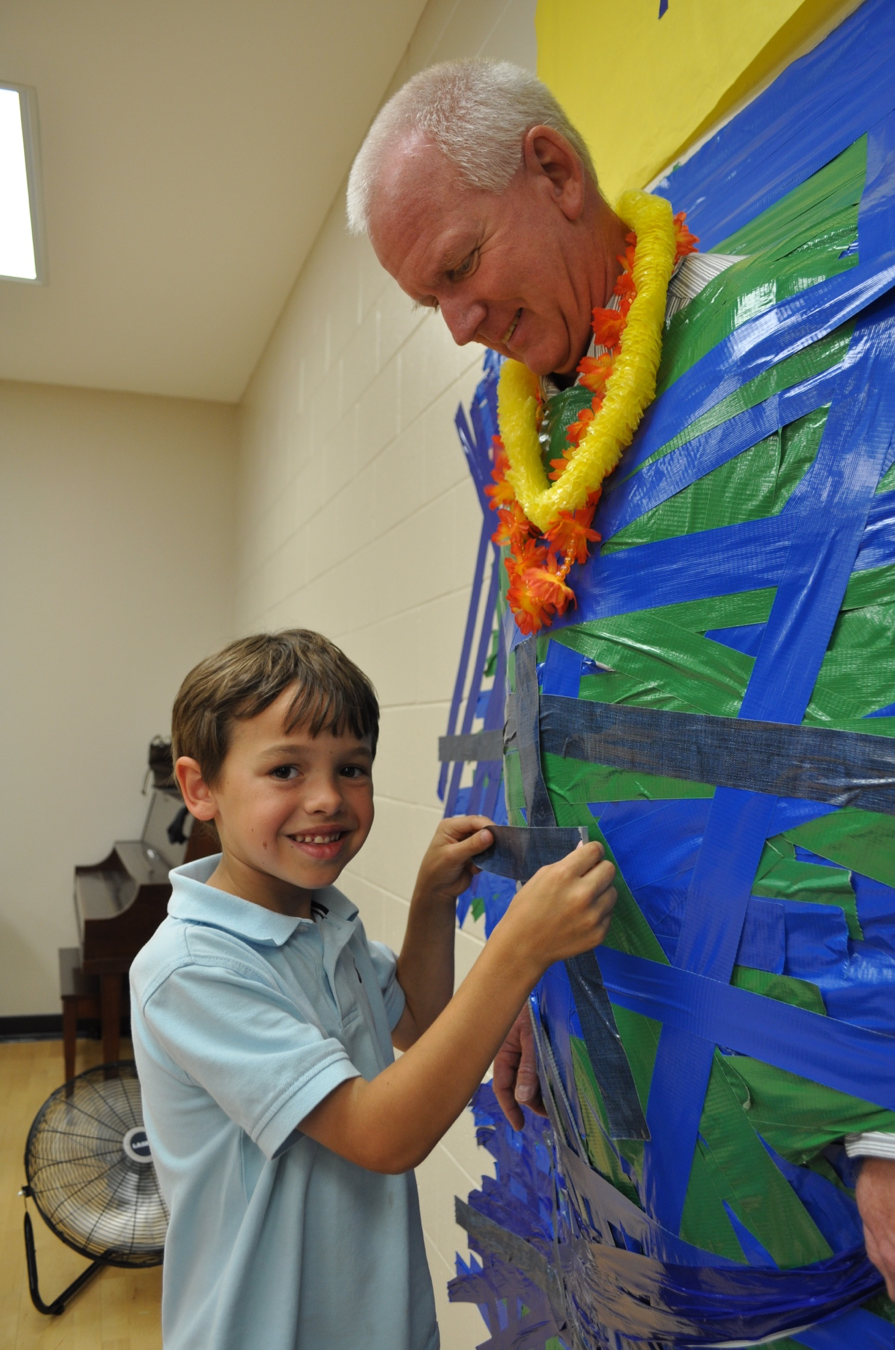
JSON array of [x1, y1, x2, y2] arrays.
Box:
[[130, 857, 367, 1007], [130, 856, 288, 1004]]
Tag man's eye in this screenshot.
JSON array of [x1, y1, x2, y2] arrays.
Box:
[[449, 252, 476, 281]]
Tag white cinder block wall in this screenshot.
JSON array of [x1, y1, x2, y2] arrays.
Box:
[[0, 380, 237, 1016], [234, 1, 536, 1341]]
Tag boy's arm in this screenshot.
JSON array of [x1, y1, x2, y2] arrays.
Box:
[[392, 816, 495, 1051], [300, 842, 616, 1174]]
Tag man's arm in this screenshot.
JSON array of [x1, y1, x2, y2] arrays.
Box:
[[856, 1155, 895, 1297], [300, 843, 616, 1173]]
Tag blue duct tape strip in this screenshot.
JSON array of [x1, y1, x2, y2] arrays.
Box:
[[641, 298, 895, 1232], [445, 548, 501, 817], [560, 1239, 880, 1348], [737, 328, 895, 727], [596, 945, 895, 1105], [538, 693, 895, 815], [641, 790, 779, 1227], [798, 1306, 895, 1350], [541, 638, 583, 697], [705, 623, 766, 658], [459, 1189, 883, 1349], [600, 113, 895, 505], [439, 516, 490, 802], [652, 0, 895, 250], [526, 487, 895, 643], [455, 403, 489, 512], [599, 358, 846, 540]]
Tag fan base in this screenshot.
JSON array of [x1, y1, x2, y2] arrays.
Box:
[[24, 1210, 104, 1316]]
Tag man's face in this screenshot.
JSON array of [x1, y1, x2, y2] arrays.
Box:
[[197, 688, 375, 916], [368, 138, 597, 377]]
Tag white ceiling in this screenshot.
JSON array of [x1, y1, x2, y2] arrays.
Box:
[[0, 0, 429, 402]]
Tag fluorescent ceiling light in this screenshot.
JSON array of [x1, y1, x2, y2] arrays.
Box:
[[0, 85, 40, 282]]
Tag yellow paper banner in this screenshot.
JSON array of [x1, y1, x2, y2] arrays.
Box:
[[536, 0, 862, 203]]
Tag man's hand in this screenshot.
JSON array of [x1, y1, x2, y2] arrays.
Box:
[[493, 1006, 547, 1132], [856, 1156, 895, 1297]]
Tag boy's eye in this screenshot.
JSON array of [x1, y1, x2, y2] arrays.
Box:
[[270, 764, 299, 780], [341, 764, 369, 780]]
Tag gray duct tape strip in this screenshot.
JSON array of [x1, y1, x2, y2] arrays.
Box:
[[476, 825, 589, 877], [438, 729, 504, 763], [455, 1199, 553, 1295], [537, 694, 895, 815], [516, 638, 557, 828], [477, 845, 651, 1138]]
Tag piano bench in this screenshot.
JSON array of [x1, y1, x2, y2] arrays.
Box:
[[58, 948, 129, 1082]]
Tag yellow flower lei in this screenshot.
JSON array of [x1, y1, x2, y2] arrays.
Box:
[[497, 189, 677, 534]]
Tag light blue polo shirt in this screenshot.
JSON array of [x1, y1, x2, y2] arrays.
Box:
[[130, 856, 438, 1350]]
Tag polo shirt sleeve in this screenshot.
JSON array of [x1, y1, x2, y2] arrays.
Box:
[[364, 937, 406, 1031], [140, 954, 361, 1160]]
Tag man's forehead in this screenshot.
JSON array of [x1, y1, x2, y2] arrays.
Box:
[[369, 155, 488, 285]]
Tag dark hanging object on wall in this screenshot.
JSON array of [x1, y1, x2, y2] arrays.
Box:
[[144, 736, 176, 793], [21, 1061, 167, 1315]]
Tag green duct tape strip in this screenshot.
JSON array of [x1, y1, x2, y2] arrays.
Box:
[[604, 406, 828, 556], [753, 839, 863, 940], [554, 617, 754, 717], [612, 322, 853, 488], [809, 604, 895, 721], [842, 563, 895, 609], [656, 136, 866, 394], [543, 749, 715, 808], [783, 809, 895, 889]]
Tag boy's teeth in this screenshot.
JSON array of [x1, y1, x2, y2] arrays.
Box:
[[296, 833, 340, 843]]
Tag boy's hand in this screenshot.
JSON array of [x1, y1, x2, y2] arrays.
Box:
[[505, 842, 616, 975], [413, 815, 494, 906]]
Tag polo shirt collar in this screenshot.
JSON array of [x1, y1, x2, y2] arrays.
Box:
[[167, 855, 358, 947]]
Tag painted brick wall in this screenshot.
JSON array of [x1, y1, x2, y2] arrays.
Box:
[[234, 2, 537, 1343]]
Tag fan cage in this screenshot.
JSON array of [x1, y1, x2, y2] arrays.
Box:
[[24, 1060, 167, 1268]]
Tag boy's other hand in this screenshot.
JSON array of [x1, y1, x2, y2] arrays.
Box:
[[413, 816, 494, 906], [506, 841, 616, 974]]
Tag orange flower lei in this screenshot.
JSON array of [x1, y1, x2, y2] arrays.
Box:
[[487, 209, 698, 636]]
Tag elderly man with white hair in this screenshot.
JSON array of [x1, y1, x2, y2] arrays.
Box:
[[348, 57, 895, 1346]]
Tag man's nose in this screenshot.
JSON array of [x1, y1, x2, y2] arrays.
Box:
[[439, 296, 487, 347]]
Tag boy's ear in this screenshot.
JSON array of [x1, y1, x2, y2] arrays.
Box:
[[175, 757, 217, 821]]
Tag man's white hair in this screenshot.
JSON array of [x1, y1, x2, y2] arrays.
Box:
[[346, 59, 597, 236]]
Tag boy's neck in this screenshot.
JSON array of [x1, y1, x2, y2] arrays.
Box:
[[205, 853, 316, 920]]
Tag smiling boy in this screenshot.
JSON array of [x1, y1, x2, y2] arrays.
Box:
[[130, 630, 616, 1350]]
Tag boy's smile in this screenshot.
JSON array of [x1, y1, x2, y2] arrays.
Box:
[[176, 685, 374, 917]]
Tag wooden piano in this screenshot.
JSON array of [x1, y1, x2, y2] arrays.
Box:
[[66, 789, 216, 1074]]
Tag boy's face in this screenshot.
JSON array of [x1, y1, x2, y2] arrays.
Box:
[[183, 686, 374, 916]]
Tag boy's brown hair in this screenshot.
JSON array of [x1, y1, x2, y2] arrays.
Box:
[[172, 630, 379, 785]]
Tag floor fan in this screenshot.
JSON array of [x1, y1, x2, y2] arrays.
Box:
[[21, 1061, 167, 1314]]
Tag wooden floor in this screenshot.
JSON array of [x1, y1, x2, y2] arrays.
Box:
[[0, 1038, 162, 1350]]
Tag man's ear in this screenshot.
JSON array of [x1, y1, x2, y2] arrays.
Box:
[[522, 125, 585, 222], [175, 757, 218, 821]]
